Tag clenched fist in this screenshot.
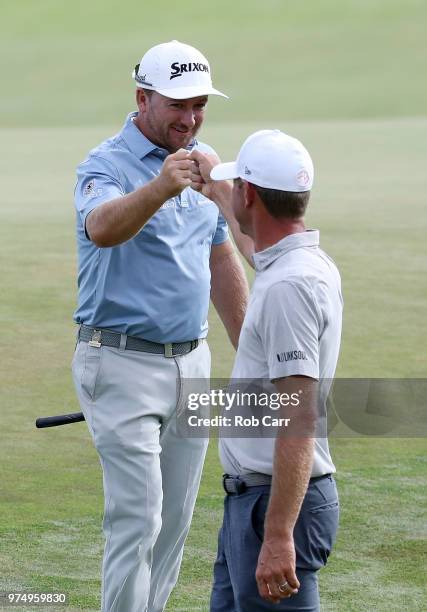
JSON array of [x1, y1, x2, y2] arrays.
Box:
[[189, 150, 221, 200], [154, 149, 196, 200]]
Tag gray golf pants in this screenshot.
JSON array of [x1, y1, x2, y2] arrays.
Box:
[[72, 338, 210, 612]]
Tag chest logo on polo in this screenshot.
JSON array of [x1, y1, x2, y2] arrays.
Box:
[[170, 62, 209, 80], [160, 198, 176, 209], [277, 350, 308, 362]]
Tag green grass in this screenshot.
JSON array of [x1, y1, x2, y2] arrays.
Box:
[[1, 1, 426, 610], [1, 0, 427, 126], [1, 119, 426, 611]]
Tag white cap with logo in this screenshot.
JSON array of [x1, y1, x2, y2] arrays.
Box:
[[211, 130, 314, 192], [132, 40, 228, 100]]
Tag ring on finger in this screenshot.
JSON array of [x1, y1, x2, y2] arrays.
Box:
[[278, 581, 289, 593]]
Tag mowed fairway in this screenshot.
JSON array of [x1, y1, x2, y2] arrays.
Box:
[[1, 118, 426, 611], [1, 1, 427, 611]]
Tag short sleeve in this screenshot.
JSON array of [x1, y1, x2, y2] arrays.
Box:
[[259, 281, 321, 381], [75, 155, 125, 230], [212, 210, 229, 245]]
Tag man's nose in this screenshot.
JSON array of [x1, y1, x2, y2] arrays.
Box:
[[180, 109, 196, 129]]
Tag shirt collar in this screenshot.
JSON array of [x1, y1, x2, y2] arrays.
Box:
[[252, 230, 320, 272], [120, 111, 196, 160]]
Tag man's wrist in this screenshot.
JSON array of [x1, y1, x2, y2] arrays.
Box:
[[148, 176, 173, 204], [264, 505, 295, 540], [264, 520, 294, 541], [211, 179, 232, 208]]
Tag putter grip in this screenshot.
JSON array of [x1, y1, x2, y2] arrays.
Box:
[[36, 412, 85, 428]]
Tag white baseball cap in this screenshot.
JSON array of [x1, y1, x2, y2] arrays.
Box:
[[211, 129, 314, 191], [132, 40, 228, 100]]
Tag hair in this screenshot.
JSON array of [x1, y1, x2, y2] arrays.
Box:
[[142, 88, 154, 98], [253, 184, 310, 219]]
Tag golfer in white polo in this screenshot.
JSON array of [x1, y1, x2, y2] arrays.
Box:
[[191, 131, 343, 611]]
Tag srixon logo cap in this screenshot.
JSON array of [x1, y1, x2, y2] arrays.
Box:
[[132, 40, 228, 99]]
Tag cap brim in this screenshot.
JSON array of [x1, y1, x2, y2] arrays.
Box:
[[136, 83, 228, 100], [210, 161, 238, 181]]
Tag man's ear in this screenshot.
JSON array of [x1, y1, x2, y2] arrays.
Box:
[[136, 89, 149, 112], [243, 181, 257, 209]]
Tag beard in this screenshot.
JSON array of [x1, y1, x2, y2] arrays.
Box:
[[145, 110, 200, 153]]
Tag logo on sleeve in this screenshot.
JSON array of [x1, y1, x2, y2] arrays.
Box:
[[83, 179, 103, 199], [277, 350, 308, 363], [170, 61, 209, 80], [83, 180, 94, 196]]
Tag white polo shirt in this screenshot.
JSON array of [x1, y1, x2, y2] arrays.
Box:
[[219, 230, 343, 478]]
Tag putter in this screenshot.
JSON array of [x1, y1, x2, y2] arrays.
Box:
[[36, 412, 85, 428]]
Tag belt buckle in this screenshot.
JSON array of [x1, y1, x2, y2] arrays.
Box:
[[89, 329, 102, 348], [164, 343, 174, 358]]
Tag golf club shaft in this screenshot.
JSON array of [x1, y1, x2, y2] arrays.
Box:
[[36, 412, 85, 428]]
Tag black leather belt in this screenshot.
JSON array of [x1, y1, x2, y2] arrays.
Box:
[[78, 324, 200, 358], [222, 473, 331, 494]]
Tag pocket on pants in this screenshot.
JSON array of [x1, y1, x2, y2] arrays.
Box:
[[249, 490, 270, 543], [291, 477, 340, 571], [306, 480, 339, 567], [81, 344, 103, 401], [307, 500, 339, 565]]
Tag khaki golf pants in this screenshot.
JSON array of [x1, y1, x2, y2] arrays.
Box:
[[72, 338, 210, 612]]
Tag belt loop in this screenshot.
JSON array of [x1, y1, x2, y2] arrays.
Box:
[[164, 343, 173, 358], [75, 323, 82, 350], [234, 477, 247, 495], [119, 334, 127, 352]]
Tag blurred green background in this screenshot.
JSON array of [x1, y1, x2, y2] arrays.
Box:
[[2, 0, 427, 126], [0, 1, 426, 610]]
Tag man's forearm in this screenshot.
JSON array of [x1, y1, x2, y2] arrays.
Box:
[[211, 181, 255, 268], [265, 437, 314, 538], [86, 149, 194, 247], [86, 178, 169, 247], [264, 377, 317, 538], [210, 241, 249, 349]]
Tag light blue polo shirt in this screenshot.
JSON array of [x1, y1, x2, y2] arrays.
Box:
[[73, 112, 228, 343]]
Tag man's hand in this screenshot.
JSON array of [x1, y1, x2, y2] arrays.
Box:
[[189, 150, 221, 200], [189, 149, 255, 267], [256, 534, 300, 603], [153, 149, 195, 200]]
